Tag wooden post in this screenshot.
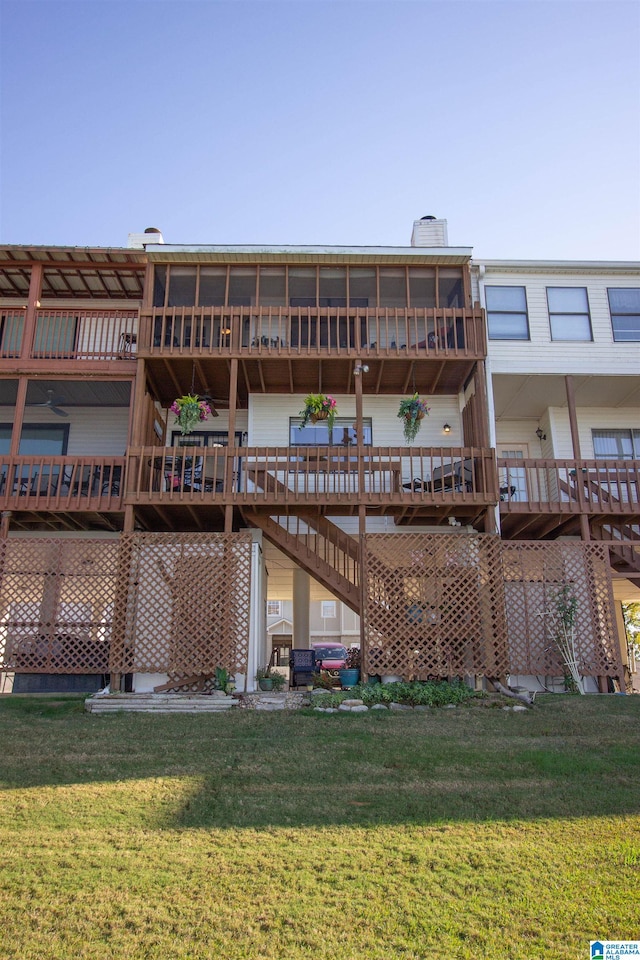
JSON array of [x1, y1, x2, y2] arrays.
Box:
[[9, 378, 28, 456], [225, 360, 238, 533], [474, 362, 490, 450], [0, 511, 11, 540], [130, 359, 148, 447], [358, 503, 366, 674], [565, 375, 581, 459], [22, 262, 43, 359], [354, 360, 365, 496]]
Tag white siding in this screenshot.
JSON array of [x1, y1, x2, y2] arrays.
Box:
[[478, 268, 640, 375], [550, 407, 640, 459], [248, 394, 463, 447], [1, 406, 130, 455]]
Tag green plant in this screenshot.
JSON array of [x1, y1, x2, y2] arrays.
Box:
[[299, 393, 338, 430], [397, 393, 430, 442], [214, 666, 230, 691], [312, 672, 335, 690], [255, 665, 271, 681], [170, 394, 211, 435], [546, 585, 585, 695], [269, 671, 286, 692]]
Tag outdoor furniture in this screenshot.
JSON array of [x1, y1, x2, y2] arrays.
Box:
[[289, 649, 316, 688], [431, 458, 474, 492]]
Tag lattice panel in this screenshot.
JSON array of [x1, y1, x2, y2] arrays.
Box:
[[112, 533, 253, 677], [362, 534, 509, 679], [503, 541, 619, 677], [0, 538, 120, 674]]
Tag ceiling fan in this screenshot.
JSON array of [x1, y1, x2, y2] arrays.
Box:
[[30, 389, 69, 418]]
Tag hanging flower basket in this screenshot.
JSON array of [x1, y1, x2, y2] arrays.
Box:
[[397, 393, 430, 443], [170, 394, 211, 436], [299, 393, 337, 430]]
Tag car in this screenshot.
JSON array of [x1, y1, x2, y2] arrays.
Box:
[[310, 642, 349, 675]]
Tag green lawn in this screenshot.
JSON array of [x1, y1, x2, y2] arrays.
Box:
[[1, 693, 639, 959]]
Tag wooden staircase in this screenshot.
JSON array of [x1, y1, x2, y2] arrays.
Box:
[[591, 522, 640, 578], [241, 509, 361, 613]]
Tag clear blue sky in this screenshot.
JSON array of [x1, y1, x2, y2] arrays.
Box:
[[1, 0, 639, 259]]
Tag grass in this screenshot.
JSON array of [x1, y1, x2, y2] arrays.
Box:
[[0, 693, 639, 958]]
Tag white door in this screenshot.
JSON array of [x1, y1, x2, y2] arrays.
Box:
[[499, 446, 529, 501]]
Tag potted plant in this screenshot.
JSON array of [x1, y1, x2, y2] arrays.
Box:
[[339, 646, 361, 689], [269, 671, 287, 692], [397, 393, 430, 443], [299, 393, 338, 430], [255, 666, 273, 691], [171, 394, 211, 437]]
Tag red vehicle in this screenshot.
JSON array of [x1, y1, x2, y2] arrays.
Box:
[[311, 642, 348, 677]]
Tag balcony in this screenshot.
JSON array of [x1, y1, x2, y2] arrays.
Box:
[[0, 456, 125, 512], [498, 458, 640, 537], [140, 306, 486, 360], [0, 310, 138, 363], [126, 445, 497, 528]]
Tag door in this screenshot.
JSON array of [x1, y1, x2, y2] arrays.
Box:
[[499, 446, 529, 502]]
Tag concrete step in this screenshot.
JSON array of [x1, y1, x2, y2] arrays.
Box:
[[85, 693, 238, 714]]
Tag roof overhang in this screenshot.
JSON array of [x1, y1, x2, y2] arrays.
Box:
[[474, 258, 640, 275], [145, 244, 473, 265]]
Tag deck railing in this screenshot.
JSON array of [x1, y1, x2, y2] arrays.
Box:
[[0, 456, 125, 510], [0, 310, 139, 362], [139, 306, 486, 359], [497, 458, 640, 514], [126, 445, 498, 506]]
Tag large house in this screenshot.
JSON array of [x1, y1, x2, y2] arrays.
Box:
[[0, 219, 637, 695]]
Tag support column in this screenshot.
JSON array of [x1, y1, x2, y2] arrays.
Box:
[[225, 359, 239, 533], [9, 378, 28, 456], [292, 567, 310, 649], [0, 511, 11, 539], [22, 262, 43, 359], [565, 375, 581, 459]]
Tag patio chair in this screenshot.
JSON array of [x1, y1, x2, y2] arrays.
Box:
[[289, 649, 316, 688]]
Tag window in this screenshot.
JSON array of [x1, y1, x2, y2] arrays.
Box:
[[289, 418, 372, 447], [547, 287, 592, 340], [408, 268, 436, 308], [321, 601, 336, 619], [288, 267, 316, 306], [33, 314, 78, 357], [259, 267, 286, 306], [592, 429, 640, 460], [486, 286, 529, 339], [319, 268, 346, 307], [349, 268, 376, 307], [166, 267, 196, 307], [378, 268, 406, 307], [168, 430, 243, 447], [228, 267, 256, 307], [608, 288, 640, 341], [438, 268, 464, 308], [266, 600, 282, 617], [198, 267, 227, 306], [0, 313, 24, 357], [18, 424, 69, 455]]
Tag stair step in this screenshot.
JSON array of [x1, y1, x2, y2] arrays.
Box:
[[85, 694, 238, 714]]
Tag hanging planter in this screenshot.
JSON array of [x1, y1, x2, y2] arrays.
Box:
[[170, 394, 211, 436], [397, 393, 430, 443], [299, 393, 338, 430]]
